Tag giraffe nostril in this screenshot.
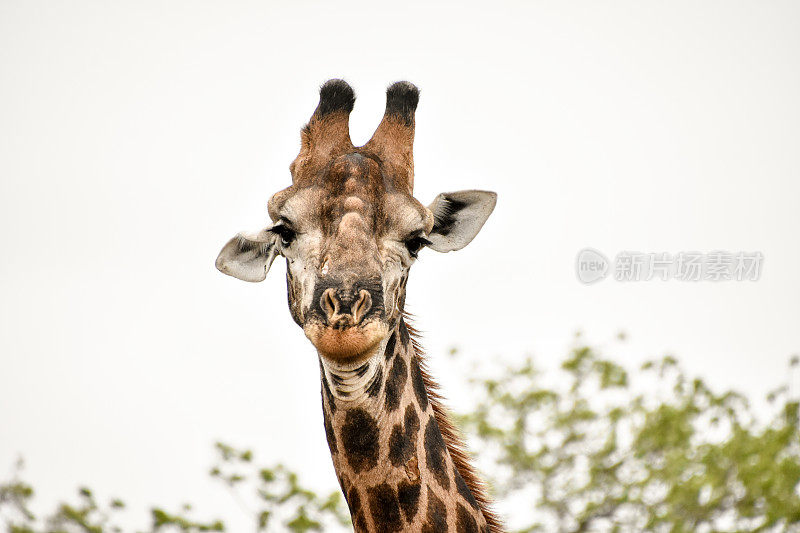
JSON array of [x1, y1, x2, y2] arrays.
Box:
[[351, 290, 372, 325], [320, 288, 340, 321]]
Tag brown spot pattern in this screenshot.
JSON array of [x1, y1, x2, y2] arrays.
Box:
[[421, 491, 448, 532], [340, 409, 379, 472], [397, 480, 421, 522], [367, 483, 402, 532]]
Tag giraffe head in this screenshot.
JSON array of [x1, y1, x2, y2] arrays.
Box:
[[216, 80, 496, 363]]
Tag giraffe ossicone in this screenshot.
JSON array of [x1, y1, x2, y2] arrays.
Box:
[[216, 79, 501, 532]]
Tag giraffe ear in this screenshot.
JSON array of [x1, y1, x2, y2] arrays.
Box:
[[426, 190, 497, 253], [215, 228, 279, 282]]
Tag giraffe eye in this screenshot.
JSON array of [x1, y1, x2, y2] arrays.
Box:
[[270, 224, 296, 247], [404, 235, 431, 258]]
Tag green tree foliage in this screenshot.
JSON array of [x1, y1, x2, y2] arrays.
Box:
[[458, 344, 800, 532], [208, 442, 350, 532], [0, 444, 348, 533], [2, 345, 798, 532]]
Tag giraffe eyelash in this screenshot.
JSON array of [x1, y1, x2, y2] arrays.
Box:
[[269, 223, 297, 247], [404, 235, 432, 258]]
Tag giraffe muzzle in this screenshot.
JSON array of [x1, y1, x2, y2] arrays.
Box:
[[319, 288, 373, 328], [305, 280, 388, 362], [311, 279, 385, 327]]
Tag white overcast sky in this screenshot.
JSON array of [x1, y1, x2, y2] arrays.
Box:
[[1, 0, 799, 529]]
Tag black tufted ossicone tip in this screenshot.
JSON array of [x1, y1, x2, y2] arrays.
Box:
[[385, 81, 420, 126], [316, 79, 356, 117]]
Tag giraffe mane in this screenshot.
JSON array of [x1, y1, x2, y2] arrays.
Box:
[[403, 313, 504, 532]]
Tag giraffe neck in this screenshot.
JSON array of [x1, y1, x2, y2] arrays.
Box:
[[319, 319, 490, 532]]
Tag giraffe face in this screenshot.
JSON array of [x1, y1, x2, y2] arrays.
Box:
[[265, 153, 433, 362], [215, 80, 497, 364]]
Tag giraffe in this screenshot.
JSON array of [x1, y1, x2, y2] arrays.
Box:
[[216, 79, 501, 532]]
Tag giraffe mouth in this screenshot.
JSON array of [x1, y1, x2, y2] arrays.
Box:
[[304, 319, 389, 362]]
